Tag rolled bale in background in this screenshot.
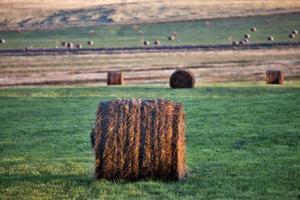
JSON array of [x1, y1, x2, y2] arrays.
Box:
[[266, 70, 284, 84], [107, 71, 123, 85], [170, 69, 195, 88], [92, 99, 186, 181]]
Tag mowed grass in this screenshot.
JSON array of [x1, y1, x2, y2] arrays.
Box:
[[0, 83, 299, 199], [0, 12, 300, 49]]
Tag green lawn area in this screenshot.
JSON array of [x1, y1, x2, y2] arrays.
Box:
[[0, 13, 299, 49], [0, 82, 299, 199]]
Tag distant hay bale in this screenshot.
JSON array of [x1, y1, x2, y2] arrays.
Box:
[[154, 40, 161, 45], [292, 29, 298, 35], [266, 70, 284, 84], [243, 38, 249, 44], [87, 40, 94, 46], [67, 42, 74, 48], [267, 36, 274, 41], [143, 40, 150, 46], [289, 33, 295, 39], [239, 40, 245, 45], [76, 44, 82, 48], [232, 41, 239, 45], [92, 98, 186, 181], [61, 41, 66, 46], [244, 34, 251, 39], [168, 35, 175, 41], [107, 71, 124, 85], [251, 27, 257, 32], [0, 39, 5, 44], [170, 69, 195, 89]]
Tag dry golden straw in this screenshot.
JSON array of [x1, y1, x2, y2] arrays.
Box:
[[170, 69, 195, 88], [107, 71, 123, 85], [91, 99, 186, 181]]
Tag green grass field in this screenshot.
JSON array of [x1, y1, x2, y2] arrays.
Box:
[[0, 13, 300, 49], [0, 82, 299, 199]]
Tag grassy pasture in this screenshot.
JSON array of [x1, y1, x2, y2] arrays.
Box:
[[0, 83, 299, 199], [0, 13, 300, 49]]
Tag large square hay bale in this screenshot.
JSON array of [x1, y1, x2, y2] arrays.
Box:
[[91, 99, 186, 181]]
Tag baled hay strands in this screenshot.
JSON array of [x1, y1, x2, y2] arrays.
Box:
[[170, 69, 195, 89], [266, 70, 284, 84], [107, 72, 123, 85], [268, 36, 274, 41], [289, 33, 295, 39], [244, 34, 251, 39], [92, 99, 186, 181], [251, 27, 257, 32], [292, 29, 298, 35]]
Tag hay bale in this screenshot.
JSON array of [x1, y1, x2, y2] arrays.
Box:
[[92, 98, 186, 181], [232, 41, 238, 45], [170, 69, 195, 89], [267, 36, 274, 41], [87, 40, 94, 46], [266, 70, 284, 84], [239, 40, 245, 45], [61, 41, 66, 46], [154, 40, 161, 45], [107, 71, 123, 85], [289, 33, 295, 38], [244, 34, 251, 39], [0, 39, 5, 44], [243, 38, 249, 44], [143, 40, 150, 46], [168, 35, 175, 41], [67, 42, 74, 48], [76, 44, 82, 48], [251, 27, 257, 32], [292, 29, 298, 35]]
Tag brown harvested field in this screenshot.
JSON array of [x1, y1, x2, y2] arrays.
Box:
[[1, 0, 300, 30], [1, 48, 300, 87]]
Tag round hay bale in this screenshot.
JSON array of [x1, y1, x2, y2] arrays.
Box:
[[289, 33, 295, 39], [266, 70, 284, 84], [67, 42, 74, 48], [239, 40, 245, 45], [61, 41, 66, 46], [292, 29, 298, 35], [267, 36, 274, 41], [107, 71, 124, 85], [154, 40, 161, 45], [232, 41, 238, 45], [168, 35, 175, 41], [143, 40, 150, 46], [170, 69, 195, 89], [251, 27, 257, 32], [244, 34, 251, 39], [76, 44, 82, 48], [0, 39, 5, 44], [243, 38, 249, 44], [92, 98, 186, 181], [87, 40, 94, 46]]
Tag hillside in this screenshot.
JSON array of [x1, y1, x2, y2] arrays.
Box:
[[1, 0, 300, 30]]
